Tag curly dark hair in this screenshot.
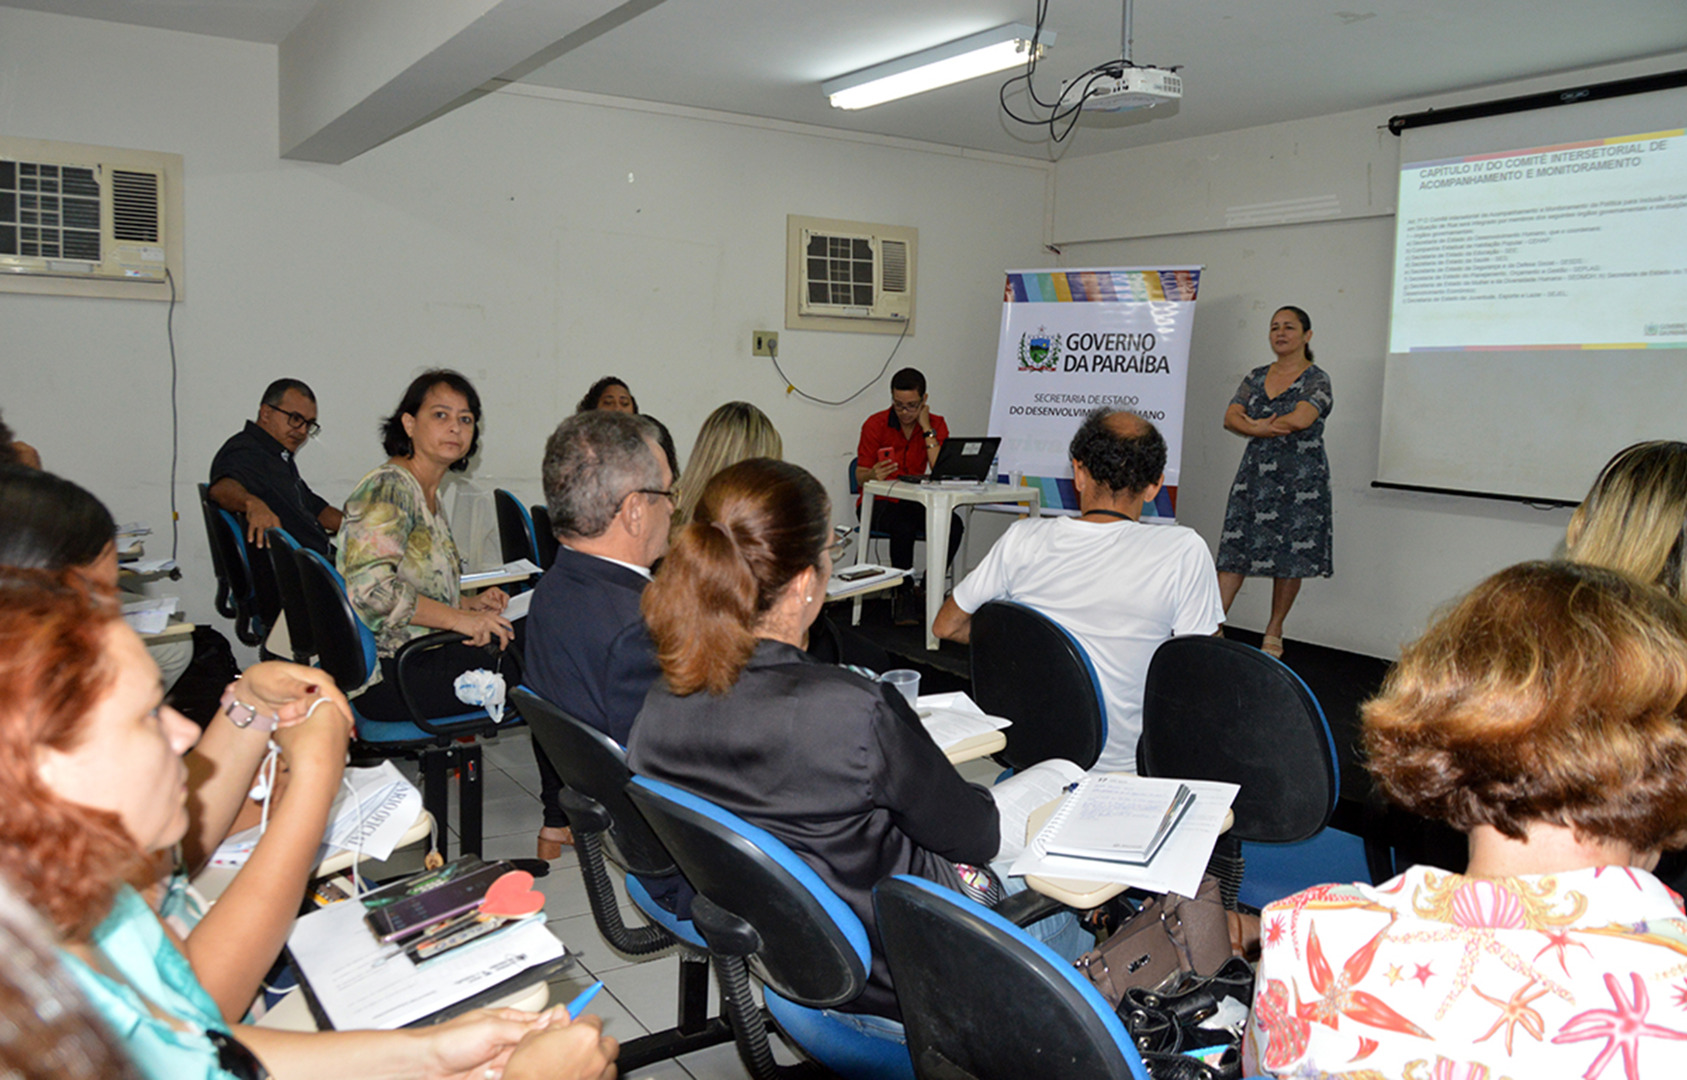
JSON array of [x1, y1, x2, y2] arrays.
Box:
[[1068, 408, 1166, 496], [575, 376, 638, 415], [379, 369, 482, 472]]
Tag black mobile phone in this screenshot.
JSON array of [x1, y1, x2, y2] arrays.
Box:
[[836, 567, 880, 582], [364, 860, 511, 943]]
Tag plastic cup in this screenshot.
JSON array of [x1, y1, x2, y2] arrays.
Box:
[[881, 669, 920, 706]]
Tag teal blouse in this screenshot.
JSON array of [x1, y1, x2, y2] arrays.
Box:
[[57, 885, 243, 1080]]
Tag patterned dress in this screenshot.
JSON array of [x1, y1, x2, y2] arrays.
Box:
[[1248, 865, 1687, 1080], [337, 461, 462, 659], [1217, 363, 1333, 579]]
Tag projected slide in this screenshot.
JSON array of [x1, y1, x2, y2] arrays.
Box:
[[1390, 128, 1687, 352]]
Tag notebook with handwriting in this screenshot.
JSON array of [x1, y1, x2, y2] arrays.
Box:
[[1032, 774, 1195, 866]]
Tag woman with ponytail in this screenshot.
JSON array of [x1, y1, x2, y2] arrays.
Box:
[[628, 458, 1009, 1024]]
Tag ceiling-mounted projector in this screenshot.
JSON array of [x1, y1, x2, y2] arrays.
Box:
[[1066, 66, 1181, 113]]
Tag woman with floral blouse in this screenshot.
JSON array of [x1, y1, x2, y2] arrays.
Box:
[[338, 369, 513, 718]]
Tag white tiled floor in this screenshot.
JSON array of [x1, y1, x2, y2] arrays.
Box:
[[440, 727, 779, 1080]]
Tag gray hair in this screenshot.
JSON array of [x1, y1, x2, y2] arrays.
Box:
[[542, 411, 664, 539]]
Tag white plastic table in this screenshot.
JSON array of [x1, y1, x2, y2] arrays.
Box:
[[854, 479, 1041, 649]]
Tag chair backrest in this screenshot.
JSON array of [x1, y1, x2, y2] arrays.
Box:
[[197, 484, 269, 645], [195, 484, 237, 619], [528, 504, 559, 570], [493, 488, 539, 568], [968, 601, 1107, 770], [265, 528, 314, 661], [847, 456, 860, 496], [291, 547, 378, 693], [625, 776, 870, 1009], [1139, 635, 1338, 844], [508, 687, 677, 878], [875, 875, 1145, 1080]]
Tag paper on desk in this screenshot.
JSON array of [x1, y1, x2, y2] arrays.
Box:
[[1009, 778, 1239, 897], [461, 559, 541, 585], [125, 557, 177, 575], [114, 522, 152, 537], [209, 762, 423, 869], [286, 898, 565, 1029], [914, 692, 1010, 751], [121, 596, 180, 635]]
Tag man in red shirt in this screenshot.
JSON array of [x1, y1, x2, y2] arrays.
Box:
[[856, 367, 965, 624]]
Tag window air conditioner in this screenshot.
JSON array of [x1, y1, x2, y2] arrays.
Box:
[[0, 137, 182, 299]]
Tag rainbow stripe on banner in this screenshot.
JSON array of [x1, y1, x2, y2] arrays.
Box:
[[1004, 269, 1201, 304]]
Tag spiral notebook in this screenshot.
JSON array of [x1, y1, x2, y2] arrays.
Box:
[[1031, 774, 1196, 866]]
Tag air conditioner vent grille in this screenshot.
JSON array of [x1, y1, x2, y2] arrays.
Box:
[[881, 239, 908, 293], [111, 170, 160, 243]]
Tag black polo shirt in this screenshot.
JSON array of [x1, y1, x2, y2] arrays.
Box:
[[208, 421, 333, 554]]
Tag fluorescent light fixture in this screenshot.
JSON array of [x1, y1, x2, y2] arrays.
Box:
[[824, 23, 1051, 110]]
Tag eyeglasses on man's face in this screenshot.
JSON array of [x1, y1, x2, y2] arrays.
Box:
[[634, 487, 678, 504], [265, 403, 322, 437]]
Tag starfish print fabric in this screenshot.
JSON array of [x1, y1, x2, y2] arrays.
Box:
[[1247, 865, 1687, 1079]]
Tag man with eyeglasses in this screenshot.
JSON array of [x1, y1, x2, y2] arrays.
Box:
[[208, 378, 341, 554], [855, 366, 964, 625], [524, 410, 672, 858]]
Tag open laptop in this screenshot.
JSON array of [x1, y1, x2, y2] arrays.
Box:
[[899, 436, 1001, 483]]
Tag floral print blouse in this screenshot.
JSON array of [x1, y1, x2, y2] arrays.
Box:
[[337, 461, 461, 659], [1248, 864, 1687, 1080]]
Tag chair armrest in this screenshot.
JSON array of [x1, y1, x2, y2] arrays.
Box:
[[391, 630, 525, 736], [994, 888, 1066, 928]]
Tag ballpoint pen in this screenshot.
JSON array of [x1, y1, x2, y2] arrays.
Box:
[[565, 979, 605, 1018]]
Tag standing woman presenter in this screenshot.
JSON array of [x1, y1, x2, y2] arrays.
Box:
[[1215, 306, 1332, 656]]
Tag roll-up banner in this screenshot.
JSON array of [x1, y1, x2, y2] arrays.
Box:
[[988, 267, 1201, 521]]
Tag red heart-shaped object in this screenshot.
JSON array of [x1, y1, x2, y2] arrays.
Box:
[[479, 870, 545, 918]]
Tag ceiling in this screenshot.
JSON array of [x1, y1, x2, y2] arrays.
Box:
[[8, 0, 1687, 160]]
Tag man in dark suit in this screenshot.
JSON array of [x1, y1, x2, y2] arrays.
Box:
[[525, 410, 672, 857]]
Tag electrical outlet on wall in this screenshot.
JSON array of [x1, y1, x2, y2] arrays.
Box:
[[753, 331, 778, 357]]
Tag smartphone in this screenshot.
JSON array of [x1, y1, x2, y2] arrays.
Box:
[[877, 446, 894, 464], [837, 566, 880, 582], [365, 860, 512, 943]]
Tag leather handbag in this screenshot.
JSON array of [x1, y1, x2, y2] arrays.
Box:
[[1074, 873, 1232, 1007]]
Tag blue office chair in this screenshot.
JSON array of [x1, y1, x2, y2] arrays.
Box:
[[196, 483, 273, 648], [264, 528, 315, 664], [875, 874, 1148, 1079], [506, 687, 732, 1071], [1138, 635, 1355, 910], [493, 489, 540, 590], [969, 600, 1108, 771], [625, 776, 916, 1080], [292, 547, 522, 861], [528, 504, 559, 570]]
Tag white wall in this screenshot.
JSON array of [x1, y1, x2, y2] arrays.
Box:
[[0, 8, 1052, 653], [1051, 51, 1687, 659]]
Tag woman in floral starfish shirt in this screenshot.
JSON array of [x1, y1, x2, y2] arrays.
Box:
[[1247, 561, 1687, 1080]]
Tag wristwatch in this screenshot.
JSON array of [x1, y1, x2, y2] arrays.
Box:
[[922, 430, 938, 442], [219, 685, 279, 732]]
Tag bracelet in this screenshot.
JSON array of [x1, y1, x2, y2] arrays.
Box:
[[219, 684, 279, 733]]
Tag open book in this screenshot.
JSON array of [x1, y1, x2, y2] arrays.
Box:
[[989, 758, 1087, 862], [1034, 774, 1195, 866]]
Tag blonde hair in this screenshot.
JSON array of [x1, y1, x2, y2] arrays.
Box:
[[672, 402, 783, 530], [1566, 441, 1687, 599], [1364, 561, 1687, 851]]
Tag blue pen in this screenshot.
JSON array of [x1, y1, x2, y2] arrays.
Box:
[[565, 980, 605, 1018]]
